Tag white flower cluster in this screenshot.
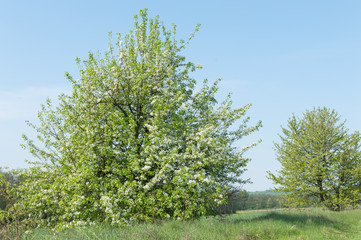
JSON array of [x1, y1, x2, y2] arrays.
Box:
[[142, 165, 151, 171], [100, 195, 113, 214]]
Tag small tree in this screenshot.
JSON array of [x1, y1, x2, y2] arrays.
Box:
[[0, 170, 31, 240], [268, 107, 361, 211], [16, 9, 261, 229]]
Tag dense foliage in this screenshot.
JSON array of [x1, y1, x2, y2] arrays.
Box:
[[268, 107, 361, 211], [4, 10, 261, 229]]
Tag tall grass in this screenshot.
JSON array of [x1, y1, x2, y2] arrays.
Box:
[[21, 208, 361, 240]]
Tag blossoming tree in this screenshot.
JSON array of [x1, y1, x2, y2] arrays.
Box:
[[16, 9, 261, 229]]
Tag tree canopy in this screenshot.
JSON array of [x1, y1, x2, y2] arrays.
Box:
[[268, 107, 361, 211], [8, 9, 261, 229]]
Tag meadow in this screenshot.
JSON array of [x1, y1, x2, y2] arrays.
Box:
[[15, 208, 361, 240]]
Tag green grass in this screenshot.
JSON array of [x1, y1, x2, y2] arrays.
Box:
[[22, 208, 361, 240]]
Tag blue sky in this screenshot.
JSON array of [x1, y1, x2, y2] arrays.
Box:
[[0, 0, 360, 191]]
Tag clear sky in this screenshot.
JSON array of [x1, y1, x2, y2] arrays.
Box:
[[0, 0, 360, 191]]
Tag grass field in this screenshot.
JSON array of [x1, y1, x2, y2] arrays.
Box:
[[19, 208, 361, 240]]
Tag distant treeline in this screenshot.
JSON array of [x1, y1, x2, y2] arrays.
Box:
[[219, 190, 287, 214]]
